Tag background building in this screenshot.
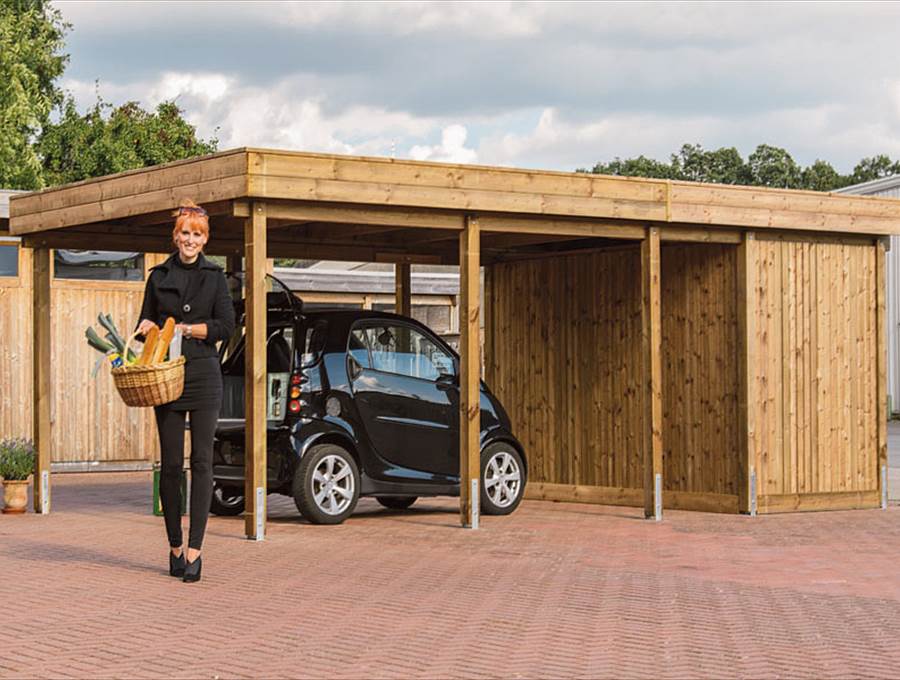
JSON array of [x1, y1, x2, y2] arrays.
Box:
[[836, 176, 900, 414]]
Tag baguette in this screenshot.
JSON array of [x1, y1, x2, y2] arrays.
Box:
[[152, 317, 176, 364], [139, 326, 159, 366]]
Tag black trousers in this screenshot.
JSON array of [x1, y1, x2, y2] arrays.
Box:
[[154, 406, 218, 550]]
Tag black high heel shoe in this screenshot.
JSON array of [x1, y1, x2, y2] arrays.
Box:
[[183, 555, 202, 583], [169, 550, 186, 578]]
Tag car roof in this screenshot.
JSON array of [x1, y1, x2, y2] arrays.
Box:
[[300, 308, 413, 323]]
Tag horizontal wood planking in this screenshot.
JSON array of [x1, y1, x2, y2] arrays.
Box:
[[525, 482, 642, 507], [234, 200, 465, 230], [248, 150, 667, 203], [753, 237, 878, 498], [10, 147, 900, 239], [670, 202, 897, 235], [248, 174, 667, 224], [757, 490, 881, 513], [11, 150, 247, 217], [524, 484, 738, 513], [12, 175, 248, 234], [661, 244, 740, 496], [671, 183, 900, 220]]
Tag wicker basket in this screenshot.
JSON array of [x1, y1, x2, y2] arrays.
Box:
[[111, 332, 186, 407]]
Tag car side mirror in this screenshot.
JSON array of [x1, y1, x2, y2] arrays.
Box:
[[435, 372, 457, 390]]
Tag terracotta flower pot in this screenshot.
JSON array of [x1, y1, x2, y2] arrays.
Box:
[[2, 479, 29, 514]]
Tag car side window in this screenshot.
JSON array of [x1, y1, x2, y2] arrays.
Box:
[[348, 328, 371, 368], [363, 324, 454, 381]]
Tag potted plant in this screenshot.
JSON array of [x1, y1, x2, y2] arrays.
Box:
[[0, 438, 35, 514]]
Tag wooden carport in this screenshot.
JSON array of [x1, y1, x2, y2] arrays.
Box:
[[9, 148, 900, 537]]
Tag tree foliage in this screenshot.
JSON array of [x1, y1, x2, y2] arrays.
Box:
[[583, 143, 900, 191], [38, 95, 218, 186], [0, 0, 69, 189]]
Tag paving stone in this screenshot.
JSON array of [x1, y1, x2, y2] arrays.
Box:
[[1, 472, 899, 678]]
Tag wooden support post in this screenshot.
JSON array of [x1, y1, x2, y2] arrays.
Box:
[[459, 216, 481, 528], [32, 247, 52, 514], [483, 264, 494, 383], [244, 202, 267, 540], [737, 232, 758, 514], [876, 239, 888, 509], [641, 227, 663, 520], [395, 262, 411, 316]]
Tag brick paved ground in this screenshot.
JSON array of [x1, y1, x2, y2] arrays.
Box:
[[1, 473, 899, 679]]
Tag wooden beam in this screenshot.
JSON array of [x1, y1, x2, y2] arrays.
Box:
[[736, 232, 758, 514], [244, 202, 267, 540], [479, 215, 645, 239], [659, 226, 742, 243], [395, 263, 411, 316], [757, 490, 881, 513], [32, 247, 51, 514], [641, 226, 663, 520], [459, 215, 481, 528], [876, 239, 888, 509], [233, 199, 465, 230], [22, 230, 453, 264]]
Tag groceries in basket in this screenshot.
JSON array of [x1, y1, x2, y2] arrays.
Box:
[[84, 313, 185, 407]]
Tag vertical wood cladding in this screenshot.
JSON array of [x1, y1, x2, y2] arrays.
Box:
[[754, 238, 879, 499], [486, 244, 740, 501], [661, 244, 740, 496]]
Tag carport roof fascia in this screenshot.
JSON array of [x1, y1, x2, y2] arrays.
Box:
[[9, 146, 900, 240]]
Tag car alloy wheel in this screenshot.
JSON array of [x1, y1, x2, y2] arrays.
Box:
[[311, 454, 356, 516], [484, 450, 521, 508]]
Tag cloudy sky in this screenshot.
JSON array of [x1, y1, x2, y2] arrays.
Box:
[[56, 1, 900, 173]]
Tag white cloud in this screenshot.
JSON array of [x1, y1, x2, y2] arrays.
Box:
[[409, 125, 477, 164]]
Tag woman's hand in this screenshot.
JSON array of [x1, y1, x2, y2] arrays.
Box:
[[137, 319, 158, 336], [176, 323, 208, 340]]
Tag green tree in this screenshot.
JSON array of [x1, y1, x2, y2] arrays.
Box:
[[850, 155, 900, 185], [0, 0, 69, 189], [671, 144, 749, 184], [747, 144, 802, 189], [587, 155, 678, 180], [800, 159, 844, 192], [38, 95, 218, 185]]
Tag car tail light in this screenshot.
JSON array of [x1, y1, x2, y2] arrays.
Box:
[[289, 400, 301, 414]]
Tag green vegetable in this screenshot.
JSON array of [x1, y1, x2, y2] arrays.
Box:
[[98, 313, 126, 352], [85, 327, 114, 354]]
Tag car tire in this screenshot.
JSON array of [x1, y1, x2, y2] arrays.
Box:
[[209, 483, 245, 516], [293, 443, 360, 525], [376, 496, 417, 510], [481, 443, 526, 515]]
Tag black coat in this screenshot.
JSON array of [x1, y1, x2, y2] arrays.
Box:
[[137, 252, 236, 362]]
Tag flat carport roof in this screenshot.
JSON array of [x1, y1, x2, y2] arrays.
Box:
[[10, 147, 900, 538]]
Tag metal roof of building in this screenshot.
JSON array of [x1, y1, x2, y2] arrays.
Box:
[[834, 174, 900, 196]]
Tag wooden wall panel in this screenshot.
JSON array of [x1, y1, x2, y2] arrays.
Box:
[[487, 243, 741, 509], [0, 245, 33, 442], [753, 238, 878, 502], [0, 250, 167, 464], [486, 248, 644, 491], [51, 281, 159, 463], [660, 244, 740, 496]]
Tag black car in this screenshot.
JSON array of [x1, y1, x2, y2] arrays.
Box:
[[211, 277, 527, 524]]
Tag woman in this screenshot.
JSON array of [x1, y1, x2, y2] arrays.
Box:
[[137, 199, 235, 583]]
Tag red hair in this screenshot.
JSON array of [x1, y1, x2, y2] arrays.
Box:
[[171, 199, 210, 245]]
